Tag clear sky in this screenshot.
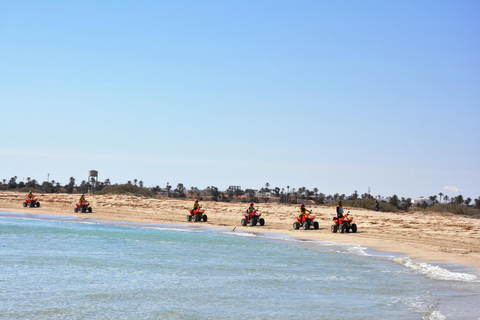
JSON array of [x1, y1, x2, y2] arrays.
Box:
[[1, 1, 479, 200]]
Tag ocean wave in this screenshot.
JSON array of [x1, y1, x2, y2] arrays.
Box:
[[394, 258, 478, 282]]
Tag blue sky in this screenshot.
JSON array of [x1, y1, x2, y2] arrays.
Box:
[[1, 0, 479, 200]]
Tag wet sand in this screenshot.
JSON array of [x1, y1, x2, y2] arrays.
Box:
[[1, 191, 479, 270]]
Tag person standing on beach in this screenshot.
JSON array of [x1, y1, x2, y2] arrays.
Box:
[[336, 201, 344, 218], [299, 203, 311, 223], [375, 200, 379, 212]]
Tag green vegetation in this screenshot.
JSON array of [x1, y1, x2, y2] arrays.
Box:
[[422, 203, 480, 217], [95, 184, 157, 197]]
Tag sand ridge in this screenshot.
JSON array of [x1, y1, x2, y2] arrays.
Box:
[[1, 192, 479, 270]]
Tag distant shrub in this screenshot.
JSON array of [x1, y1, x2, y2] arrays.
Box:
[[422, 204, 480, 217], [327, 199, 400, 213], [96, 184, 157, 198]]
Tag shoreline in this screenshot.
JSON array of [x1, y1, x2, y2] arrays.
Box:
[[1, 192, 479, 272]]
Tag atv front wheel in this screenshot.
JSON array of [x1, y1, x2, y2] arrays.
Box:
[[303, 222, 310, 230], [351, 223, 357, 233], [313, 221, 319, 229], [36, 202, 40, 207], [259, 218, 265, 226], [340, 224, 345, 233], [88, 207, 92, 213], [202, 215, 208, 222]]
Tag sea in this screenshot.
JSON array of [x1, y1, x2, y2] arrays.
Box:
[[1, 211, 479, 320]]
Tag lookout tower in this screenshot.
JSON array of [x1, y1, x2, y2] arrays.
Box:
[[89, 170, 98, 193]]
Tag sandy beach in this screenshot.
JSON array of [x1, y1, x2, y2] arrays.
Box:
[[1, 191, 479, 271]]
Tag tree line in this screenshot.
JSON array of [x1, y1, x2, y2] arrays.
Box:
[[3, 176, 480, 213]]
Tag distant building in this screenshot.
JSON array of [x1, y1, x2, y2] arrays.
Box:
[[412, 196, 434, 205]]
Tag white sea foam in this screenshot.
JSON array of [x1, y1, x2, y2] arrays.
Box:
[[394, 258, 478, 282], [422, 310, 446, 320]]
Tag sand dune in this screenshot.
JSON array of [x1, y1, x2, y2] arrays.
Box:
[[1, 191, 479, 270]]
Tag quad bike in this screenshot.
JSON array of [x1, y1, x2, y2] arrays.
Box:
[[187, 207, 208, 222], [74, 202, 92, 213], [331, 211, 357, 233], [293, 213, 319, 230], [241, 210, 265, 226], [23, 197, 40, 208]]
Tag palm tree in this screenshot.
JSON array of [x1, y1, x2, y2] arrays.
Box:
[[465, 198, 472, 206], [444, 195, 449, 203], [438, 192, 443, 203], [134, 179, 138, 186]]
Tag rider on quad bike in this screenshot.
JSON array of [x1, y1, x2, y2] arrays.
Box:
[[246, 203, 256, 219], [331, 210, 357, 233], [75, 194, 92, 213], [187, 199, 207, 222], [336, 201, 344, 218], [241, 203, 265, 226], [299, 204, 311, 222], [23, 191, 40, 208], [293, 204, 319, 230]]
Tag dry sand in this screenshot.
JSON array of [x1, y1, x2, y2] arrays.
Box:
[[1, 192, 479, 271]]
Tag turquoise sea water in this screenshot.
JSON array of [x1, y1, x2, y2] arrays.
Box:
[[0, 212, 479, 319]]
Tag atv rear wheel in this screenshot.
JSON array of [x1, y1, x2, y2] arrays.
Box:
[[241, 218, 247, 226], [194, 214, 199, 222], [331, 225, 337, 233], [313, 221, 319, 229], [293, 221, 300, 230], [340, 224, 345, 233], [250, 218, 257, 226], [23, 202, 27, 207], [187, 215, 192, 222], [74, 207, 79, 213], [81, 206, 86, 213], [259, 218, 265, 226], [351, 223, 357, 233]]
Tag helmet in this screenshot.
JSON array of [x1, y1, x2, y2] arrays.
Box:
[[250, 203, 253, 206], [81, 194, 84, 197], [29, 190, 32, 193], [301, 203, 305, 207], [195, 199, 198, 203]]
